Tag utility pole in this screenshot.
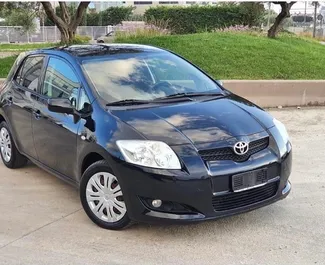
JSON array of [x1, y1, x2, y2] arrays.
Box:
[[267, 2, 271, 29], [313, 2, 318, 38], [304, 1, 307, 26]]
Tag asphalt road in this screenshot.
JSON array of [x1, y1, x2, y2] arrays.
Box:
[[0, 107, 324, 265]]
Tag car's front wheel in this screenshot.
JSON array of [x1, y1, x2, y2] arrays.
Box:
[[80, 160, 131, 230], [0, 121, 28, 168]]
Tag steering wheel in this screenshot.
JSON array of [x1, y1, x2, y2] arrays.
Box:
[[151, 81, 175, 95]]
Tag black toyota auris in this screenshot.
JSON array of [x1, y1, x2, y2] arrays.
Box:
[[0, 44, 292, 230]]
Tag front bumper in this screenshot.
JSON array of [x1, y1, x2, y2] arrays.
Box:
[[112, 150, 292, 224]]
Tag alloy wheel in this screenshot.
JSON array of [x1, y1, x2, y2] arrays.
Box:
[[86, 172, 127, 223], [0, 127, 12, 163]]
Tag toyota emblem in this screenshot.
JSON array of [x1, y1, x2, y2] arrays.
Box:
[[233, 141, 249, 155]]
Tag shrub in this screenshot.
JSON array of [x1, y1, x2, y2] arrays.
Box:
[[100, 6, 134, 26], [115, 24, 170, 40], [66, 34, 91, 45], [144, 4, 263, 34]]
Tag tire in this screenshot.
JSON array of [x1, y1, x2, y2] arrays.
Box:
[[80, 160, 132, 230], [97, 40, 104, 43], [0, 121, 28, 169]]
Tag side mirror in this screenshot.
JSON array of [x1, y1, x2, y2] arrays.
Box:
[[48, 98, 74, 115], [215, 80, 223, 86]]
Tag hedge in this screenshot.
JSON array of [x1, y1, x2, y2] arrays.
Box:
[[144, 4, 263, 34]]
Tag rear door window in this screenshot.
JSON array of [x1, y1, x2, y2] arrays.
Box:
[[15, 56, 44, 91]]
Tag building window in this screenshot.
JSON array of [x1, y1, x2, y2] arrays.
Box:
[[134, 1, 153, 4], [159, 1, 179, 4]]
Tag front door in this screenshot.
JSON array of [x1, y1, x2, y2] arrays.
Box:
[[32, 56, 81, 179]]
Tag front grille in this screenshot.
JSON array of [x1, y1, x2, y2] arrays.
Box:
[[212, 181, 278, 211], [199, 137, 269, 162]]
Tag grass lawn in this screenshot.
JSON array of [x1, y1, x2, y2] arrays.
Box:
[[0, 43, 56, 78], [0, 42, 56, 51], [115, 32, 325, 80], [1, 33, 325, 79], [0, 56, 17, 78]]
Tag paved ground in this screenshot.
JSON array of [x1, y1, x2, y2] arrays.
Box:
[[0, 107, 325, 265]]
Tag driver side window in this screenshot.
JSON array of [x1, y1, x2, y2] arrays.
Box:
[[42, 57, 80, 108]]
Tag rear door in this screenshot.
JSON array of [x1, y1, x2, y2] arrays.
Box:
[[31, 56, 82, 179], [4, 55, 45, 158]]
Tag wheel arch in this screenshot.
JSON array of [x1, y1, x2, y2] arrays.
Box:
[[81, 152, 105, 177]]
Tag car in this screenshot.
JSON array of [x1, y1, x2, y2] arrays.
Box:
[[96, 31, 115, 43], [0, 44, 292, 230]]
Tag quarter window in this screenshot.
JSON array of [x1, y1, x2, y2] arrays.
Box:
[[42, 57, 80, 107], [15, 56, 44, 91]]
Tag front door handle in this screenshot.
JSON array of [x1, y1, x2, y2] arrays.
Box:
[[7, 96, 13, 105], [33, 110, 42, 120]]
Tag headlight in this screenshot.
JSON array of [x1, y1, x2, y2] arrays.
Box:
[[273, 118, 290, 143], [116, 140, 181, 169]]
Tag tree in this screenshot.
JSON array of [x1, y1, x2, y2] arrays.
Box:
[[6, 10, 37, 42], [239, 2, 265, 27], [41, 1, 90, 44], [100, 6, 134, 26], [0, 2, 40, 42], [267, 1, 296, 38]]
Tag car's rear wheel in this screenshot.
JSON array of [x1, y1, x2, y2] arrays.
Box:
[[80, 160, 132, 230], [0, 121, 27, 168]]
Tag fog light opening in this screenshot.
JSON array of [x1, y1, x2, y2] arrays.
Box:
[[152, 199, 162, 208]]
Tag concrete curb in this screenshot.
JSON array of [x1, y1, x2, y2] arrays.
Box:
[[1, 78, 325, 108], [223, 80, 325, 108]]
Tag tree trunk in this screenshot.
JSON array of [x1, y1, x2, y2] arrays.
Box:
[[41, 1, 89, 44], [268, 2, 296, 38]]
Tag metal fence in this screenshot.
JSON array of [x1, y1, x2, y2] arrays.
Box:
[[0, 24, 145, 43]]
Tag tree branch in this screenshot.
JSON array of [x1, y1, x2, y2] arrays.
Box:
[[69, 1, 90, 30], [59, 2, 70, 24], [41, 2, 67, 31]]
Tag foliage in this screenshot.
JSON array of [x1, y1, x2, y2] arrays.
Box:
[[5, 9, 37, 35], [128, 14, 144, 21], [115, 32, 325, 80], [115, 23, 169, 40], [238, 2, 265, 27], [0, 2, 39, 36], [100, 6, 134, 26], [144, 4, 264, 34], [68, 34, 91, 44], [44, 6, 133, 26]]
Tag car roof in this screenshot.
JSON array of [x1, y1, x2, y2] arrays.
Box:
[[31, 44, 163, 59]]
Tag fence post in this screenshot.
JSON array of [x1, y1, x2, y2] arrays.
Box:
[[6, 27, 9, 43]]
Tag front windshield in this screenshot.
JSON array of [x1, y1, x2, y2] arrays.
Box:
[[81, 51, 223, 103]]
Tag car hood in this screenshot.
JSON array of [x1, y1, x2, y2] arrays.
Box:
[[111, 94, 275, 146]]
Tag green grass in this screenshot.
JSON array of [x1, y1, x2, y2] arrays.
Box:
[[115, 32, 325, 80], [0, 43, 56, 78], [0, 56, 17, 78], [0, 42, 56, 51], [1, 33, 325, 79]]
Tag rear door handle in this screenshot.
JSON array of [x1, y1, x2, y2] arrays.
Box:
[[33, 110, 42, 120]]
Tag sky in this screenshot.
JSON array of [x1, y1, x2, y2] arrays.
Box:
[[270, 1, 321, 15]]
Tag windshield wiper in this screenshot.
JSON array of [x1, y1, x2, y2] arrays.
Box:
[[106, 99, 150, 106], [153, 92, 225, 101]]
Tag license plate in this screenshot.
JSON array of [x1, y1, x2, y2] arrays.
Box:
[[232, 168, 268, 192]]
